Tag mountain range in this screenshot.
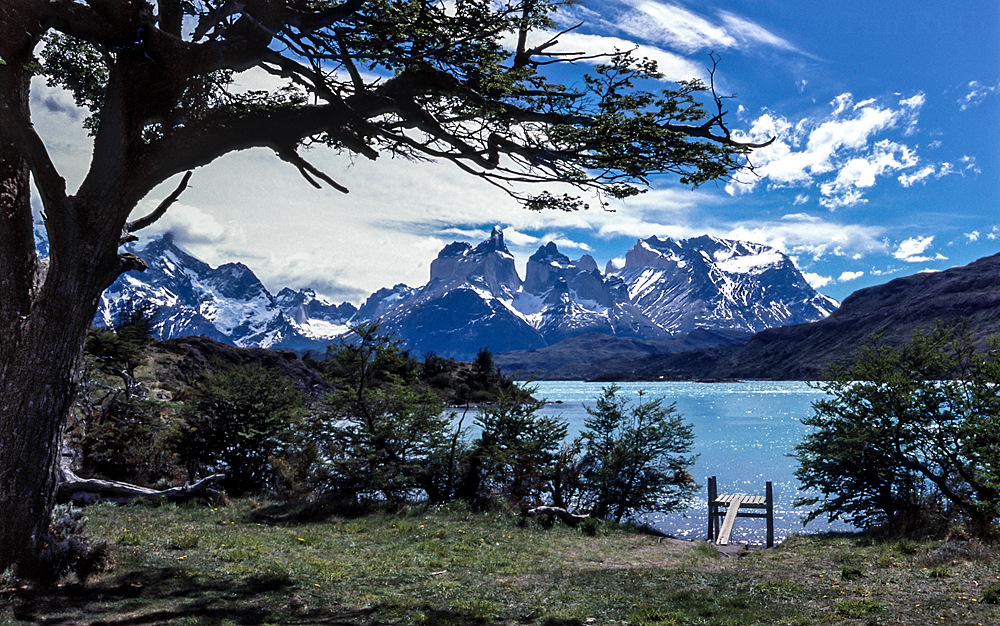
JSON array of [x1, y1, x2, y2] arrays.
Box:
[[523, 250, 1000, 381], [94, 228, 836, 360]]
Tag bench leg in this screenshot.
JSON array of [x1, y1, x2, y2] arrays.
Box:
[[765, 481, 774, 549]]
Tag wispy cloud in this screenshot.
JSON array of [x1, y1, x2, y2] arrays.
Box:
[[581, 0, 803, 59], [837, 270, 864, 282], [958, 79, 1000, 111]]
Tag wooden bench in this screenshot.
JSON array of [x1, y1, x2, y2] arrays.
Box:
[[707, 476, 774, 548]]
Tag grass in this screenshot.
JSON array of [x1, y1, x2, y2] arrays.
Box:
[[2, 500, 999, 625]]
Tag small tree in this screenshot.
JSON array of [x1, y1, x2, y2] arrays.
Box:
[[460, 385, 568, 510], [85, 300, 158, 390], [72, 301, 173, 486], [178, 364, 305, 496], [794, 323, 1000, 538], [315, 323, 451, 505], [580, 384, 698, 523]]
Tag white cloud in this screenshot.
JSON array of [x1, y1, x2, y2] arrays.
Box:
[[893, 236, 946, 263], [732, 93, 936, 208], [716, 11, 801, 53], [818, 140, 918, 207], [143, 202, 229, 244], [898, 166, 935, 187], [588, 0, 802, 60], [725, 213, 885, 262], [615, 0, 738, 54], [959, 80, 1000, 111], [837, 271, 864, 282], [988, 226, 1000, 241], [802, 272, 831, 288], [965, 231, 980, 242], [793, 194, 809, 205]]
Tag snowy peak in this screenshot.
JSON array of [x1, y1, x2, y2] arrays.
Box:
[[96, 235, 356, 351], [428, 226, 521, 300], [613, 235, 837, 335]]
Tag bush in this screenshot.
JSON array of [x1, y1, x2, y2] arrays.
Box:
[[794, 323, 1000, 538], [459, 385, 567, 510], [578, 385, 698, 523], [34, 504, 110, 583], [75, 390, 175, 485], [177, 364, 306, 496], [313, 323, 452, 505]]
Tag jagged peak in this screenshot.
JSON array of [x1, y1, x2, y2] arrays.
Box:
[[473, 225, 510, 256], [437, 241, 473, 258], [575, 255, 599, 273], [529, 241, 570, 266]]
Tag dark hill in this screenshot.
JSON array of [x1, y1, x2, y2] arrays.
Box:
[[716, 252, 1000, 379], [494, 329, 751, 380]]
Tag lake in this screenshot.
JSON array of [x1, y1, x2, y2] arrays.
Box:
[[524, 380, 856, 544]]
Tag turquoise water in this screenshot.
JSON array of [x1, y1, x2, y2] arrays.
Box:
[[525, 380, 855, 544]]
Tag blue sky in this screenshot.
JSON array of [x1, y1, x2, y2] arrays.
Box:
[[33, 0, 999, 304]]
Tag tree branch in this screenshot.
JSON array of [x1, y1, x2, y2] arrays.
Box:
[[121, 170, 192, 243]]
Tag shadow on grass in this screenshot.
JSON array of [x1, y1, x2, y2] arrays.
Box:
[[2, 566, 369, 625], [245, 498, 376, 526], [3, 567, 530, 625]]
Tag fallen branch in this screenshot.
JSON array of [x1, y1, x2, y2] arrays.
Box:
[[526, 506, 592, 527], [58, 453, 224, 505]]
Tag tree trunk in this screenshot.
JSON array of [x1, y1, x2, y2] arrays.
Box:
[[0, 308, 94, 577]]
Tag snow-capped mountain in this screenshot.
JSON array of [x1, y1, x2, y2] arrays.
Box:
[[96, 234, 357, 351], [516, 242, 666, 344], [369, 227, 548, 359], [363, 228, 836, 360], [610, 235, 839, 336], [92, 228, 836, 360]]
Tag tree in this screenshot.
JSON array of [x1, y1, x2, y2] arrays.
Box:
[[314, 323, 451, 505], [71, 300, 172, 485], [579, 384, 697, 523], [794, 324, 1000, 538], [460, 385, 567, 509], [177, 363, 305, 496], [0, 1, 767, 575]]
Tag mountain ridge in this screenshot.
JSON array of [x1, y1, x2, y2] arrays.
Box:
[[93, 228, 837, 360]]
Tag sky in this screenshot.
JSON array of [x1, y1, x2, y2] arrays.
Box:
[[31, 0, 1000, 305]]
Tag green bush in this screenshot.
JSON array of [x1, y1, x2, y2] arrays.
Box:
[[459, 385, 567, 510], [177, 363, 306, 496], [313, 323, 452, 505], [794, 323, 1000, 538], [579, 384, 698, 523]]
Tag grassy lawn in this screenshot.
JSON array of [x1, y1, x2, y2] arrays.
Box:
[[2, 500, 998, 625]]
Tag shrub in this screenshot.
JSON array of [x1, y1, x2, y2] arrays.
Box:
[[578, 385, 698, 523], [34, 504, 110, 583], [459, 385, 567, 510], [313, 323, 452, 505], [794, 323, 1000, 538], [177, 364, 306, 496]]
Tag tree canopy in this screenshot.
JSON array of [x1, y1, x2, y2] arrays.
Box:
[[0, 0, 767, 577]]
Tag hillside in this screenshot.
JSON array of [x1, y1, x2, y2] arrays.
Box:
[[719, 251, 1000, 379]]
